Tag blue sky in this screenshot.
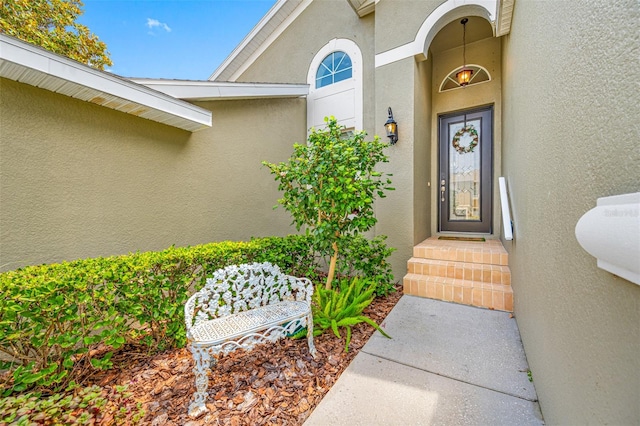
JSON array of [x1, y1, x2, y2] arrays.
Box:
[[78, 1, 277, 80]]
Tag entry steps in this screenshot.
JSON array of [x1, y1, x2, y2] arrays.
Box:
[[403, 236, 513, 312]]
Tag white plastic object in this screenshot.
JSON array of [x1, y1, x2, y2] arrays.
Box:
[[575, 192, 640, 285], [498, 177, 513, 241]]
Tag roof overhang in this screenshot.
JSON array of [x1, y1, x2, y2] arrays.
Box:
[[495, 0, 515, 36], [132, 79, 309, 101], [209, 0, 311, 82], [0, 34, 212, 132], [347, 0, 375, 17]]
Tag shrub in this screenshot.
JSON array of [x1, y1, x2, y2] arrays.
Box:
[[0, 235, 316, 395], [0, 384, 144, 425], [250, 235, 318, 282], [334, 235, 395, 295], [263, 117, 394, 289], [0, 233, 393, 396], [0, 258, 130, 395], [310, 277, 390, 352]]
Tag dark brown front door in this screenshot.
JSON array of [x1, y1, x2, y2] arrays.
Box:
[[438, 106, 493, 233]]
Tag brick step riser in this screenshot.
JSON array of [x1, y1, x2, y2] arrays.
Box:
[[412, 248, 508, 266], [403, 274, 513, 312], [407, 259, 511, 285], [406, 237, 513, 311]]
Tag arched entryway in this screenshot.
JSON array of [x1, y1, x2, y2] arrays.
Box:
[[427, 16, 498, 235], [402, 5, 512, 312], [425, 14, 500, 237]]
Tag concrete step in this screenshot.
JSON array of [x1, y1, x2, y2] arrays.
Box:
[[407, 257, 511, 285], [403, 273, 513, 312], [413, 238, 508, 266]]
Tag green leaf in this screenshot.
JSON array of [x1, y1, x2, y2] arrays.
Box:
[[344, 327, 352, 352], [358, 316, 392, 339], [335, 317, 363, 327], [330, 319, 341, 338]]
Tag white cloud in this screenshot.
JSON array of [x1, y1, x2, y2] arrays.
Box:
[[146, 18, 171, 33]]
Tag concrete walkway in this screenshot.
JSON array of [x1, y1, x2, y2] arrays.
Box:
[[304, 296, 544, 425]]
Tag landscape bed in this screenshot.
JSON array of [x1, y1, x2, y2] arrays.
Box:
[[79, 285, 401, 425]]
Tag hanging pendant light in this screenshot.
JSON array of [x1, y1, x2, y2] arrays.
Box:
[[456, 18, 473, 86]]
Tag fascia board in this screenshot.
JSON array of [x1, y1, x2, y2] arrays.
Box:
[[134, 79, 309, 100], [495, 0, 514, 36], [0, 34, 212, 132], [209, 0, 311, 82], [347, 0, 375, 17], [227, 0, 312, 82], [208, 0, 292, 81]]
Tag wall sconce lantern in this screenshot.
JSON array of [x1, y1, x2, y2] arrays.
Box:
[[384, 107, 398, 144], [456, 18, 473, 86]]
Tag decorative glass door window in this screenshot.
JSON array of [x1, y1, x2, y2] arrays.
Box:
[[448, 119, 482, 221]]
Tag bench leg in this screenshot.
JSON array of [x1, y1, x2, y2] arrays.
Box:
[[307, 313, 317, 359], [188, 345, 212, 418]]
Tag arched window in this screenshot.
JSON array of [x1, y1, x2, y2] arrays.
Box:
[[307, 39, 362, 131], [316, 51, 352, 88], [439, 64, 491, 92]]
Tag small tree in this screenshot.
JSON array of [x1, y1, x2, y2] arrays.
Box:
[[0, 0, 112, 70], [263, 117, 394, 290]]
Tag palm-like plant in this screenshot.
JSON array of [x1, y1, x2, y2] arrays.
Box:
[[310, 277, 391, 352]]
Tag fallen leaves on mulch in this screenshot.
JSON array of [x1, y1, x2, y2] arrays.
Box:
[[84, 286, 402, 426]]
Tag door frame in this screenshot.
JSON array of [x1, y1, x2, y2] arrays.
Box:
[[438, 105, 494, 233]]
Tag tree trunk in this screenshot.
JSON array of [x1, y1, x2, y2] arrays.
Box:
[[325, 241, 339, 290]]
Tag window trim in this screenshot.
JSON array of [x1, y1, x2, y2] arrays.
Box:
[[439, 64, 491, 92], [307, 39, 363, 131]]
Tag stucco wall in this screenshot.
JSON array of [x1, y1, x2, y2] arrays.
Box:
[[0, 78, 303, 271], [413, 58, 432, 245], [236, 1, 377, 136], [375, 0, 442, 54], [238, 1, 372, 84], [374, 57, 417, 279], [501, 0, 639, 423]]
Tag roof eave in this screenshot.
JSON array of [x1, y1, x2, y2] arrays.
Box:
[[495, 0, 515, 36], [347, 0, 376, 17], [208, 0, 310, 82], [132, 79, 309, 101], [0, 34, 212, 132]]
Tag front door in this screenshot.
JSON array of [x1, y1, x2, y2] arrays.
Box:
[[438, 106, 493, 233]]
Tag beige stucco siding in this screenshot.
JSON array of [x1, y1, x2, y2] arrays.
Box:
[[413, 58, 432, 246], [374, 57, 418, 277], [0, 78, 302, 271], [375, 0, 443, 54], [236, 1, 376, 135], [236, 1, 372, 85], [501, 0, 639, 423]]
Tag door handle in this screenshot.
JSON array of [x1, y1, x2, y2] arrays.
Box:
[[440, 179, 446, 202]]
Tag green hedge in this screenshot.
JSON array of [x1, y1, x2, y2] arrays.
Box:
[[0, 234, 393, 396], [335, 235, 395, 295], [0, 235, 316, 395]]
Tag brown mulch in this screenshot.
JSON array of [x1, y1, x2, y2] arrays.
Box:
[[84, 286, 403, 426]]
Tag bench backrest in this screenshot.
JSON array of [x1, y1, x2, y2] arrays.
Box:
[[185, 262, 313, 331]]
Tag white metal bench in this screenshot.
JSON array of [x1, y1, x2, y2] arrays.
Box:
[[184, 262, 316, 418]]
